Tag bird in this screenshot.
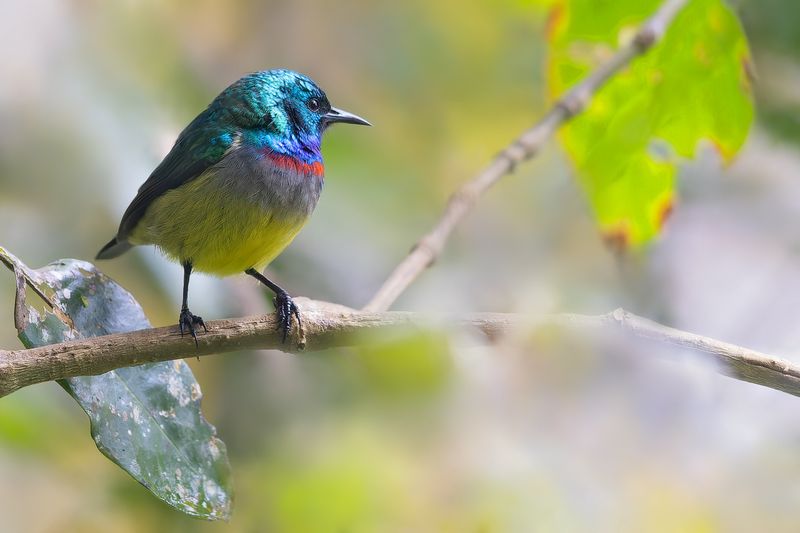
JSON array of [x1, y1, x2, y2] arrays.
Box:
[[96, 69, 370, 343]]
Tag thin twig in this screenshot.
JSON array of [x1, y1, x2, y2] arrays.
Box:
[[0, 302, 798, 399], [0, 247, 73, 328], [0, 248, 56, 311], [362, 0, 689, 312]]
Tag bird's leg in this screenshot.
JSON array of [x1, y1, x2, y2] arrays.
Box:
[[245, 268, 302, 343], [179, 261, 206, 346]]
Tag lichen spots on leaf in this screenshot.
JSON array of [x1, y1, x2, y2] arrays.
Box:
[[708, 138, 735, 166], [601, 223, 631, 255], [693, 42, 712, 68], [707, 2, 725, 33], [741, 52, 755, 95], [546, 3, 567, 41], [655, 193, 675, 231]]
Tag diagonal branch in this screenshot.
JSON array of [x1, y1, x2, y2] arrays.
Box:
[[363, 0, 688, 312], [0, 302, 799, 399]]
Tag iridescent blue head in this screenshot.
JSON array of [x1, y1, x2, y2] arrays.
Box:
[[212, 69, 370, 165]]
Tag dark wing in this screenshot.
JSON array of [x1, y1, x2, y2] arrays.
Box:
[[116, 114, 235, 240]]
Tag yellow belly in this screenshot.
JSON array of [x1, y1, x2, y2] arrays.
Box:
[[129, 173, 309, 276]]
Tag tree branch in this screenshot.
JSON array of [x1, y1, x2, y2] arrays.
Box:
[[363, 0, 688, 312], [0, 302, 798, 399]]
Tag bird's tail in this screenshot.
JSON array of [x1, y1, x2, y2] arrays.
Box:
[[96, 236, 133, 260]]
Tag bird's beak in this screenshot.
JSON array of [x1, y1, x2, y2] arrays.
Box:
[[323, 106, 371, 127]]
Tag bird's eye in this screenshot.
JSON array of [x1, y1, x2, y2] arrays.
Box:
[[308, 98, 321, 112]]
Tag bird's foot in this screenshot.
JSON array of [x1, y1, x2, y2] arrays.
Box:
[[179, 307, 207, 347], [274, 291, 302, 343]]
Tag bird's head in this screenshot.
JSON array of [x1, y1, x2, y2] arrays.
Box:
[[214, 69, 370, 163]]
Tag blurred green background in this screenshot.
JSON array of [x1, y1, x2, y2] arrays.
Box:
[[2, 0, 800, 531]]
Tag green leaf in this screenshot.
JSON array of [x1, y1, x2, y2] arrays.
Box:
[[547, 0, 754, 247], [1, 248, 232, 520]]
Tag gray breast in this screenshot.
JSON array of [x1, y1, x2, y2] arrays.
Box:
[[211, 144, 324, 222]]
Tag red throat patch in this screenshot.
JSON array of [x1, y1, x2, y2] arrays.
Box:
[[265, 153, 324, 176]]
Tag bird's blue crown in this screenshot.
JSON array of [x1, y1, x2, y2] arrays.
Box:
[[209, 69, 333, 165]]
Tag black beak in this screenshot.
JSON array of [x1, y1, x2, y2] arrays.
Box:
[[323, 106, 371, 127]]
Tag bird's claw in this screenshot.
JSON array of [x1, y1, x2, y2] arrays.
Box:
[[274, 291, 302, 343], [179, 307, 207, 347]]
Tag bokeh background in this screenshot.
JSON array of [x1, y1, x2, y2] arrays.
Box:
[[2, 0, 800, 531]]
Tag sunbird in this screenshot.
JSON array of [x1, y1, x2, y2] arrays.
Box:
[[97, 69, 370, 342]]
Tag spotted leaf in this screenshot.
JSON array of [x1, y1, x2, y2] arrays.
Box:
[[1, 247, 232, 520]]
